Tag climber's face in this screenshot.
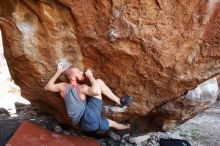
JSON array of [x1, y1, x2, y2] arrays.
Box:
[[64, 67, 85, 81], [74, 68, 85, 81]]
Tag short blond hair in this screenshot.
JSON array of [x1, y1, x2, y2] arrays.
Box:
[[64, 67, 76, 81]]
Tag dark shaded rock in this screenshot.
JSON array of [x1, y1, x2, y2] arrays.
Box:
[[152, 78, 219, 130], [0, 108, 9, 117], [0, 119, 20, 146]]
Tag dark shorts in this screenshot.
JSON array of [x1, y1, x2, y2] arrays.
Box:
[[80, 97, 109, 132]]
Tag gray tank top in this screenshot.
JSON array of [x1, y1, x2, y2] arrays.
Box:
[[64, 84, 86, 125]]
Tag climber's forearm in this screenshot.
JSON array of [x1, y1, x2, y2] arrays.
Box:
[[45, 71, 61, 90], [88, 75, 101, 95]]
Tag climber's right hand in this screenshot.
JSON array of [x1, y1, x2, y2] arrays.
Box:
[[57, 62, 67, 74]]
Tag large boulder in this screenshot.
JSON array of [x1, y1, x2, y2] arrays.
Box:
[[0, 0, 219, 129]]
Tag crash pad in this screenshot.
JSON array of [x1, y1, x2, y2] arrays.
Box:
[[6, 121, 99, 146]]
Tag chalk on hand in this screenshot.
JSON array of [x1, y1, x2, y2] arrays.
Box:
[[56, 58, 72, 70]]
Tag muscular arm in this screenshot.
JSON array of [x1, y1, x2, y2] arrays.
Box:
[[45, 62, 67, 93], [87, 75, 101, 95], [80, 69, 101, 96], [45, 71, 65, 92], [80, 83, 101, 97]]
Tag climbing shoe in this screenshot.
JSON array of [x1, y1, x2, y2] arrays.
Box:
[[120, 96, 134, 108]]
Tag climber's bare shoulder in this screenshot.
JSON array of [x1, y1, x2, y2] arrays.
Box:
[[58, 82, 69, 98], [60, 83, 87, 100], [45, 82, 68, 98]]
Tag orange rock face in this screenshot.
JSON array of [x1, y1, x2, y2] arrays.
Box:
[[0, 0, 219, 129]]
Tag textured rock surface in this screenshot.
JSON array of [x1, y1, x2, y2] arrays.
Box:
[[152, 77, 219, 131], [0, 0, 220, 128]]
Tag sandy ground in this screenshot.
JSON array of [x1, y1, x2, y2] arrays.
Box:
[[171, 101, 220, 146]]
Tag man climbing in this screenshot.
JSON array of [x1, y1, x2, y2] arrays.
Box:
[[45, 62, 133, 133]]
